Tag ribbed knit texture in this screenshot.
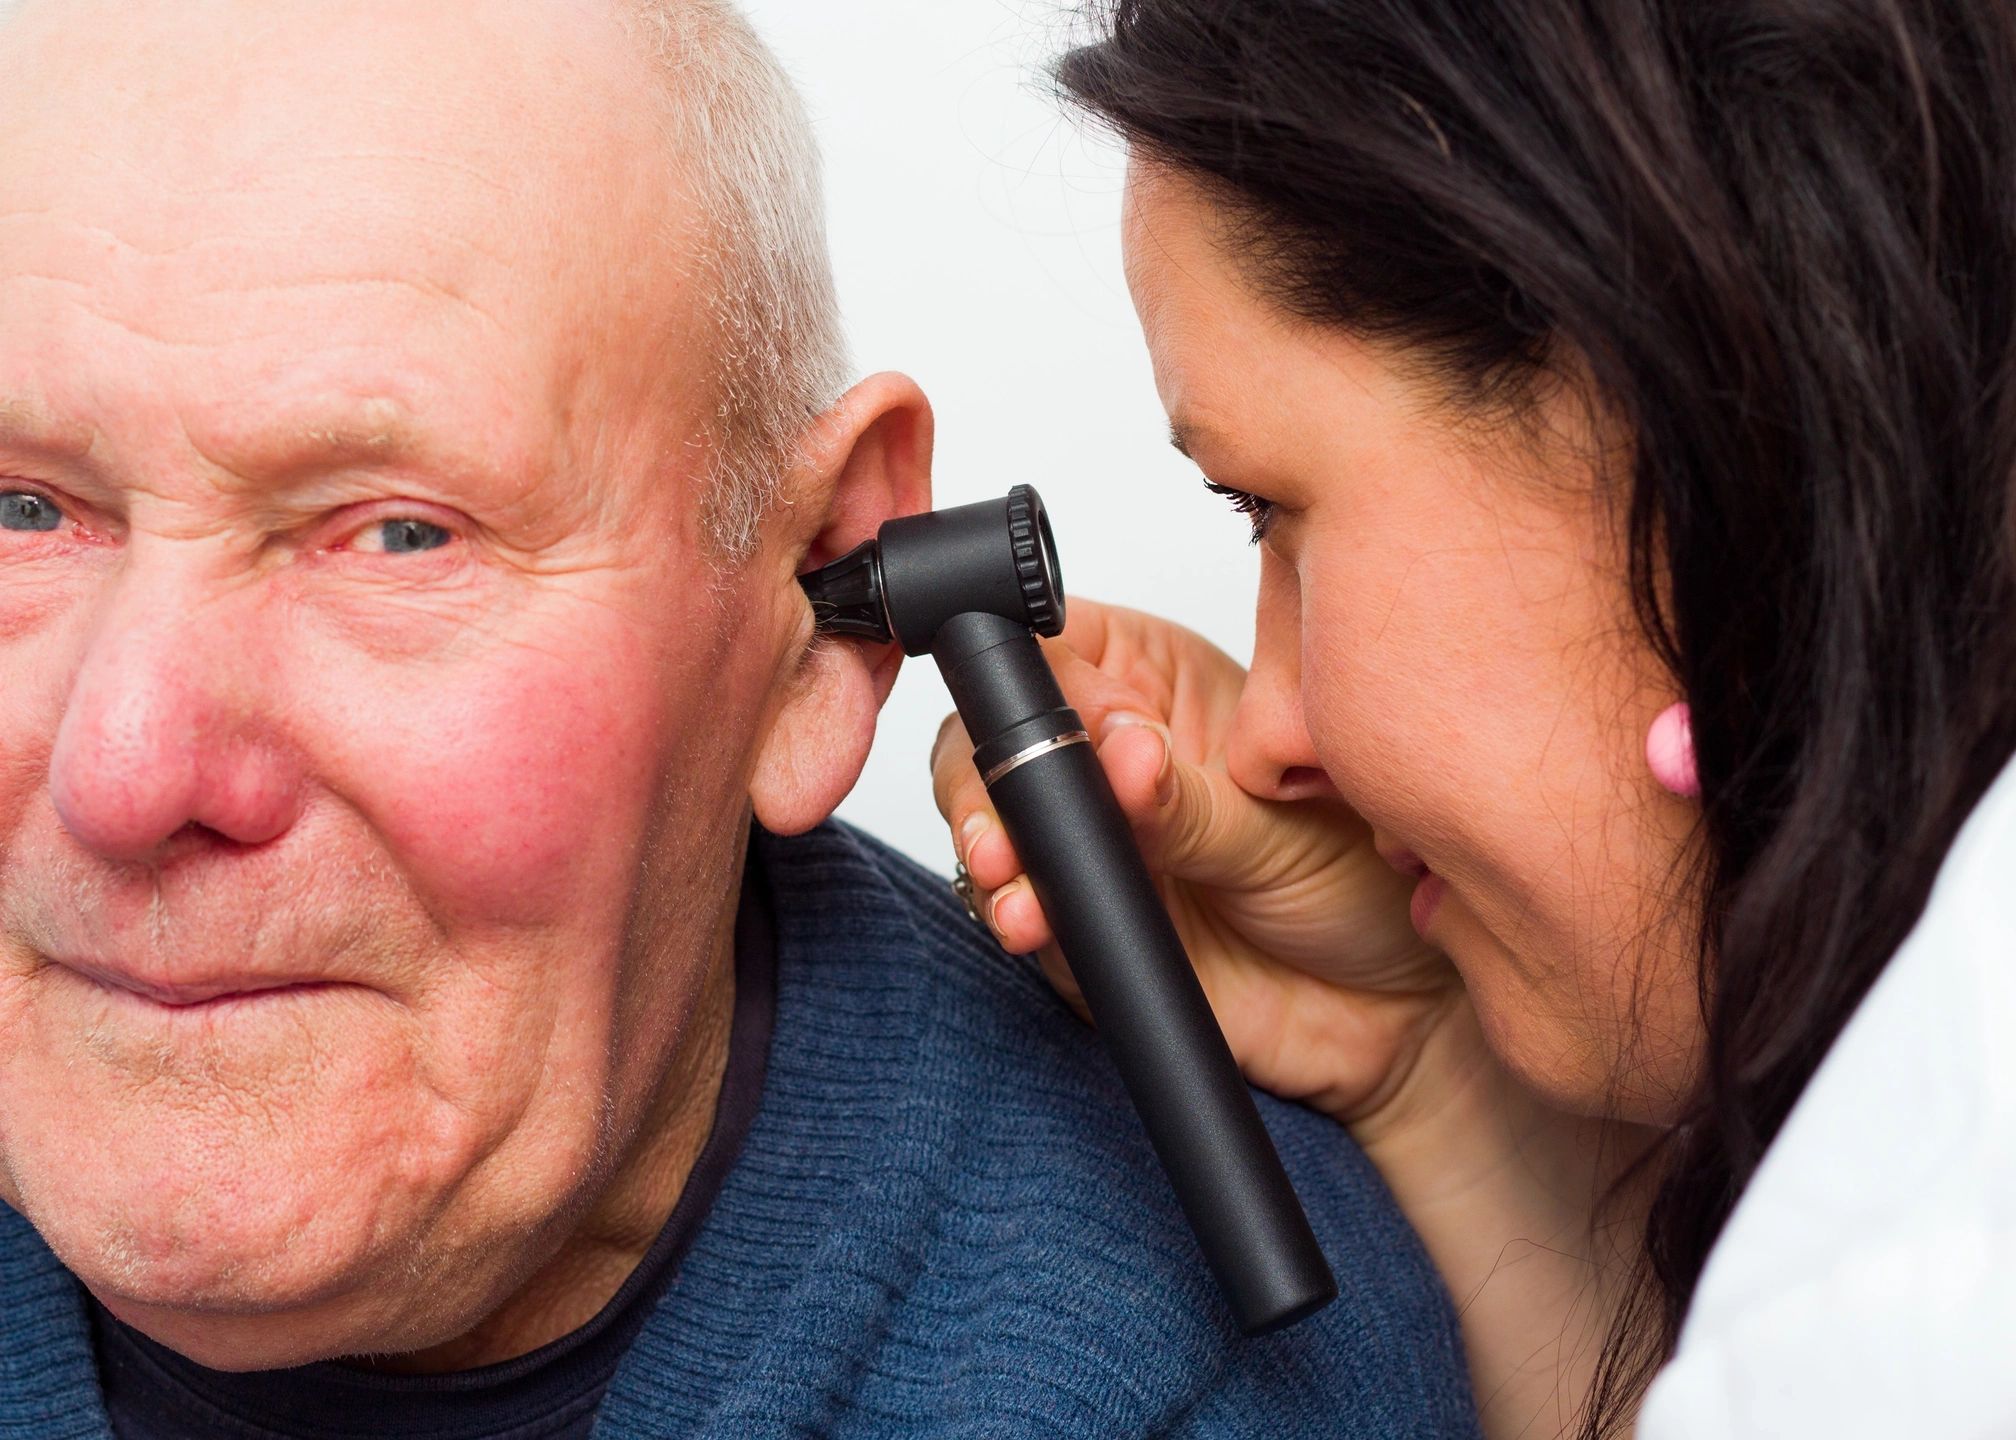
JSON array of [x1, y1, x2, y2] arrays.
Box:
[[0, 821, 1479, 1438], [0, 1191, 105, 1440]]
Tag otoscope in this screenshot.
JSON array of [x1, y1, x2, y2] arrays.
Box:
[[800, 485, 1337, 1335]]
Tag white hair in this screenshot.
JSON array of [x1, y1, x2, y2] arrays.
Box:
[[624, 0, 853, 558]]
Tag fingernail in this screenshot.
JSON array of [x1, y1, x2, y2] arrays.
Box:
[[958, 811, 990, 867], [988, 881, 1021, 937], [1105, 712, 1175, 805]]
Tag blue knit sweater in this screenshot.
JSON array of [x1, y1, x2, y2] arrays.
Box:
[[0, 822, 1479, 1439]]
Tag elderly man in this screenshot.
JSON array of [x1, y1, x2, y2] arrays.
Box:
[[0, 1, 1478, 1436]]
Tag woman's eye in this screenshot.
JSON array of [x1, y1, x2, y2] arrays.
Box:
[[1203, 480, 1277, 545], [364, 518, 454, 555], [0, 491, 63, 534]]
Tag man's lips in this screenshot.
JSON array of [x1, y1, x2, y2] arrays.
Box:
[[56, 960, 343, 1009]]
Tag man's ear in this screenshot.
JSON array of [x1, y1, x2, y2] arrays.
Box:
[[749, 371, 933, 835]]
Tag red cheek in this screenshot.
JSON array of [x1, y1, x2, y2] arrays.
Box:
[[313, 623, 664, 928]]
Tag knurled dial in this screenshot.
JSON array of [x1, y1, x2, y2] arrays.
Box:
[[1006, 484, 1065, 637]]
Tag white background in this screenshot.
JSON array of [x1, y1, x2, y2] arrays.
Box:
[[737, 0, 1261, 871]]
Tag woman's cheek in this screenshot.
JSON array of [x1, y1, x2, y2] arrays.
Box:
[[1296, 557, 1461, 832]]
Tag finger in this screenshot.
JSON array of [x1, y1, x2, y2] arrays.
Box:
[[929, 710, 975, 822], [1096, 713, 1363, 892], [1050, 601, 1249, 748], [1094, 714, 1179, 813], [984, 876, 1057, 956], [972, 873, 1086, 1023], [956, 713, 1235, 950], [1052, 595, 1120, 667], [972, 851, 1104, 1030], [930, 712, 1027, 885], [1039, 642, 1164, 748]]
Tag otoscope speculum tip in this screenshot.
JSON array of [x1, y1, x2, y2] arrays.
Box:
[[800, 485, 1066, 652]]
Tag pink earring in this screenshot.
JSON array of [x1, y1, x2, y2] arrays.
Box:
[[1646, 702, 1700, 799]]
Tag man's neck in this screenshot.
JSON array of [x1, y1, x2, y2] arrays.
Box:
[[363, 910, 741, 1375]]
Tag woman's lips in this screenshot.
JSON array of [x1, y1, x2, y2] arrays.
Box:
[[1408, 873, 1447, 937], [1378, 845, 1431, 879], [1375, 844, 1446, 936]]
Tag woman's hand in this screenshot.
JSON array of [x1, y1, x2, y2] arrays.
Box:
[[936, 599, 1650, 1438], [930, 598, 1463, 1127]]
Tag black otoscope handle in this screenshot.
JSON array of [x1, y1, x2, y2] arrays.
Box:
[[935, 610, 1337, 1335]]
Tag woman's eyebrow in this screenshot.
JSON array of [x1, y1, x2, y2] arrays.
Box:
[[1170, 418, 1229, 463]]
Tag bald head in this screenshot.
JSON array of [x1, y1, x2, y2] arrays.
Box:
[[0, 0, 845, 551]]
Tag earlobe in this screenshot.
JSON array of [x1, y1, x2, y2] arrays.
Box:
[[748, 372, 933, 834], [749, 638, 902, 834]]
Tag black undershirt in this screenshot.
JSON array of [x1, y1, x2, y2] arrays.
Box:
[[88, 858, 778, 1440]]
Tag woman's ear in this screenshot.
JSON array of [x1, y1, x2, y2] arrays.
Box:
[[749, 372, 933, 835]]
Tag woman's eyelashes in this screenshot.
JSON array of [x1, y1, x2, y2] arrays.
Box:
[[1202, 479, 1277, 545]]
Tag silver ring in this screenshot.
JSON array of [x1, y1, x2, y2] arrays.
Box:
[[981, 731, 1092, 788], [951, 860, 985, 926]]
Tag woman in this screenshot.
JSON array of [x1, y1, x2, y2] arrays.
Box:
[[930, 1, 2016, 1434]]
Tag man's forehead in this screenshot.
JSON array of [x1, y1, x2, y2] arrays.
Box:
[[0, 0, 719, 492], [0, 0, 679, 257]]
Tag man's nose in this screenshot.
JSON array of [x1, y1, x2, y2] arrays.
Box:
[[49, 568, 306, 862], [1225, 553, 1340, 804]]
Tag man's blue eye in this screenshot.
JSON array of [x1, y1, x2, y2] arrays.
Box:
[[379, 519, 452, 554], [0, 492, 62, 534]]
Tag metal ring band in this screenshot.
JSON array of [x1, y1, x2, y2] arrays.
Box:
[[981, 730, 1092, 788], [950, 860, 985, 926]]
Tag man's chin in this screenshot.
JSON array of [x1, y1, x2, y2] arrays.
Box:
[[3, 1090, 445, 1342], [42, 1181, 392, 1320], [1, 1076, 573, 1372], [50, 1181, 465, 1373], [73, 1193, 536, 1375]]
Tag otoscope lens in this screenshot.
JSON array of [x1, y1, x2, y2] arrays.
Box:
[[1035, 499, 1063, 611]]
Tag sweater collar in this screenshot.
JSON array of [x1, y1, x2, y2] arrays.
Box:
[[0, 1200, 112, 1439]]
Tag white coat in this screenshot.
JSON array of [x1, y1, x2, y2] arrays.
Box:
[[1640, 754, 2016, 1437]]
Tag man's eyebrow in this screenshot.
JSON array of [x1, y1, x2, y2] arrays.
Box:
[[0, 396, 425, 472], [209, 399, 440, 485], [0, 398, 95, 459], [295, 415, 420, 464]]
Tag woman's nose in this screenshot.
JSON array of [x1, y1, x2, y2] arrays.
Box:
[[1225, 554, 1339, 804], [48, 572, 305, 862]]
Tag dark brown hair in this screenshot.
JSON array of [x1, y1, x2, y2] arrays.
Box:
[[1058, 0, 2016, 1428]]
